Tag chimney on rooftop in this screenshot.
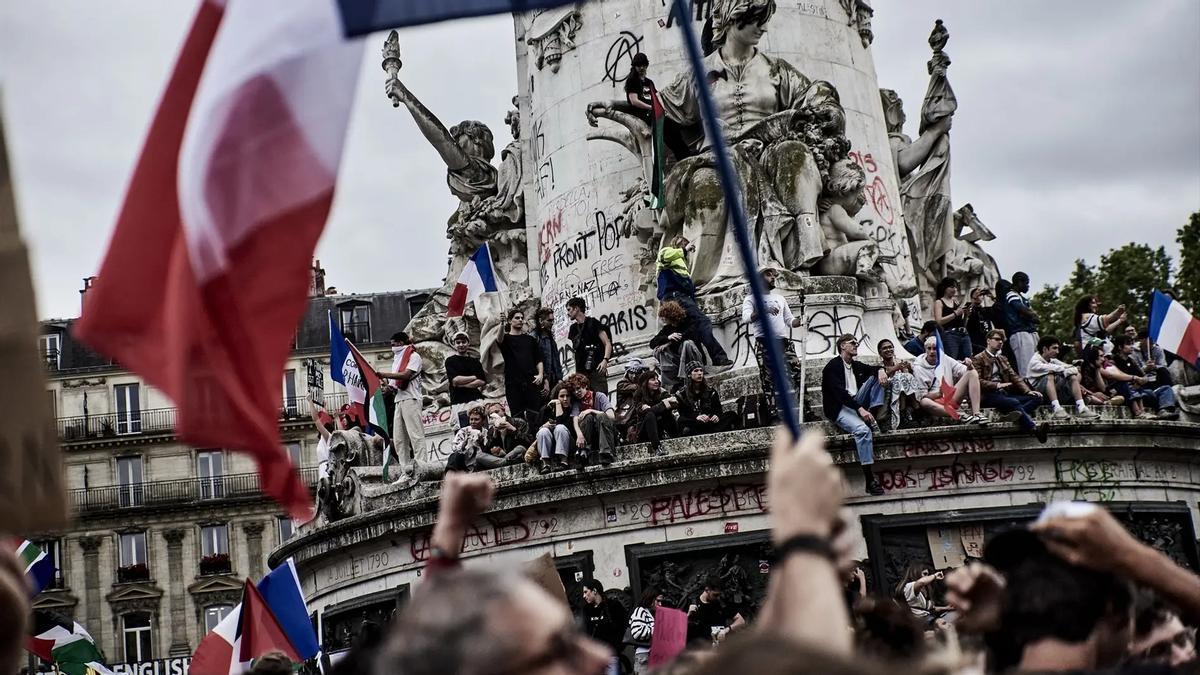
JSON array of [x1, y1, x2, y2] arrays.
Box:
[[80, 276, 97, 313], [309, 259, 327, 298]]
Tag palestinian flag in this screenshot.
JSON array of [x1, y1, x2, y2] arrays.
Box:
[[329, 312, 394, 478], [27, 612, 114, 675], [13, 539, 55, 597], [647, 90, 667, 211]]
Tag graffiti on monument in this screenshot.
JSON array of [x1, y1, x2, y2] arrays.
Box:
[[603, 31, 643, 85]]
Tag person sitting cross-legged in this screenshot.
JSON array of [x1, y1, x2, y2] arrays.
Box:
[[676, 362, 731, 437], [534, 385, 575, 473], [909, 336, 987, 425], [821, 334, 887, 495], [973, 329, 1049, 443], [1109, 334, 1179, 420], [1027, 335, 1100, 420], [482, 402, 533, 466], [446, 406, 507, 473]]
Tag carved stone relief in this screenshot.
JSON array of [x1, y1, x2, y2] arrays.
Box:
[[527, 7, 582, 73]]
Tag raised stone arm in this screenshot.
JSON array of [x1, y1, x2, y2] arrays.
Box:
[[385, 73, 471, 172], [585, 101, 654, 179]]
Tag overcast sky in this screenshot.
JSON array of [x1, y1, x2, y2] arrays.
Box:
[[2, 0, 1197, 320]]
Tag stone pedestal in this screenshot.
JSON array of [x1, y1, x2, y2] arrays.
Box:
[[162, 529, 190, 656], [78, 535, 103, 649]]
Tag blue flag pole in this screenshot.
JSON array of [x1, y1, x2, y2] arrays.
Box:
[[669, 0, 802, 438]]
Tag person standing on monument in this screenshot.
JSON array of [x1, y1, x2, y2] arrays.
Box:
[[932, 277, 972, 361], [742, 267, 804, 421], [498, 308, 545, 423], [531, 307, 564, 397], [567, 297, 612, 392], [376, 332, 425, 474], [444, 330, 486, 406], [821, 334, 887, 496], [1003, 271, 1040, 377]]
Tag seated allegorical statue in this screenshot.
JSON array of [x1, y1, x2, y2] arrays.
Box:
[[814, 159, 884, 283]]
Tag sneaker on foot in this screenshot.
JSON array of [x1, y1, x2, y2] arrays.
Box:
[[1050, 408, 1071, 420], [1034, 423, 1049, 444], [599, 451, 615, 466], [866, 479, 885, 496], [1156, 408, 1179, 420], [538, 460, 552, 475], [1000, 410, 1025, 424], [1074, 407, 1100, 419]]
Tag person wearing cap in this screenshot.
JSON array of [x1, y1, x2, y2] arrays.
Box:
[[676, 362, 729, 436], [742, 267, 806, 422], [614, 358, 648, 441], [820, 333, 887, 495], [445, 330, 486, 406], [973, 329, 1049, 442]]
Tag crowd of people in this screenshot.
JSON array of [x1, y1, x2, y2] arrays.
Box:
[[280, 427, 1200, 675], [317, 265, 1189, 491]]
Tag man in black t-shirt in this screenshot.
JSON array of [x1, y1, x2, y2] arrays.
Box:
[[581, 579, 627, 664], [624, 52, 654, 125], [566, 297, 612, 393], [444, 331, 486, 405], [686, 577, 745, 645], [498, 308, 544, 422]]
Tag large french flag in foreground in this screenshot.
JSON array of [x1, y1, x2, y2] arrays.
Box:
[[933, 332, 961, 420], [447, 244, 500, 318], [191, 559, 319, 674], [74, 0, 363, 520], [1149, 291, 1200, 367]]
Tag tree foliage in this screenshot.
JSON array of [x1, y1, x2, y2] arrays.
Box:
[[1177, 212, 1200, 309]]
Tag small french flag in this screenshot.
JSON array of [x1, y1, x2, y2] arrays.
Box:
[[447, 244, 500, 318], [1149, 290, 1200, 368], [933, 332, 961, 420]]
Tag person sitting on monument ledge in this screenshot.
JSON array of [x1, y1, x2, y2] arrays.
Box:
[[821, 333, 887, 496], [973, 329, 1049, 443], [657, 237, 733, 368], [903, 320, 938, 357], [628, 370, 679, 456], [1109, 334, 1179, 420], [1129, 326, 1174, 387], [676, 362, 731, 437], [876, 339, 922, 431], [1027, 336, 1100, 420], [614, 357, 649, 441], [446, 405, 508, 473], [1072, 294, 1127, 356], [909, 336, 987, 426], [623, 52, 692, 162], [1078, 343, 1125, 409], [566, 372, 618, 466], [651, 300, 708, 391], [742, 267, 806, 422], [483, 401, 534, 465], [535, 385, 576, 473], [444, 330, 487, 406], [567, 297, 613, 393], [532, 307, 564, 401]]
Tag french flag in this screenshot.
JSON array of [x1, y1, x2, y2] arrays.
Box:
[[447, 244, 500, 318], [73, 0, 364, 521], [1149, 290, 1200, 368], [336, 0, 580, 34], [190, 559, 319, 674], [933, 332, 961, 420]]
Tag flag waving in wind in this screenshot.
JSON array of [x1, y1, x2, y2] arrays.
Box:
[[1149, 290, 1200, 368], [73, 0, 364, 521], [13, 538, 55, 597], [328, 313, 388, 437], [447, 244, 500, 318], [26, 613, 114, 675]]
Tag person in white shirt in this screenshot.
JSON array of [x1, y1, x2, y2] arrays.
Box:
[[741, 267, 804, 421], [909, 337, 987, 425], [376, 331, 425, 479], [1027, 336, 1100, 419]]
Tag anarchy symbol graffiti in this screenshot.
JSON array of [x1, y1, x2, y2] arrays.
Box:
[[604, 31, 643, 85]]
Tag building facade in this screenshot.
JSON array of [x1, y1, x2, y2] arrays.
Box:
[[31, 269, 429, 670]]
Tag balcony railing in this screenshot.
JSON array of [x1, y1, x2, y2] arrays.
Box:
[[56, 393, 351, 441], [70, 468, 319, 515], [116, 564, 150, 584], [199, 554, 232, 576]]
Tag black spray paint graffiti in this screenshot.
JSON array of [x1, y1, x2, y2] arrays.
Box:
[[551, 209, 633, 275], [604, 32, 643, 85], [807, 307, 869, 355], [601, 306, 650, 338]]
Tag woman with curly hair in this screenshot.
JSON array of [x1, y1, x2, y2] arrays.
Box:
[[628, 371, 679, 455], [650, 300, 707, 390], [677, 362, 731, 436]]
